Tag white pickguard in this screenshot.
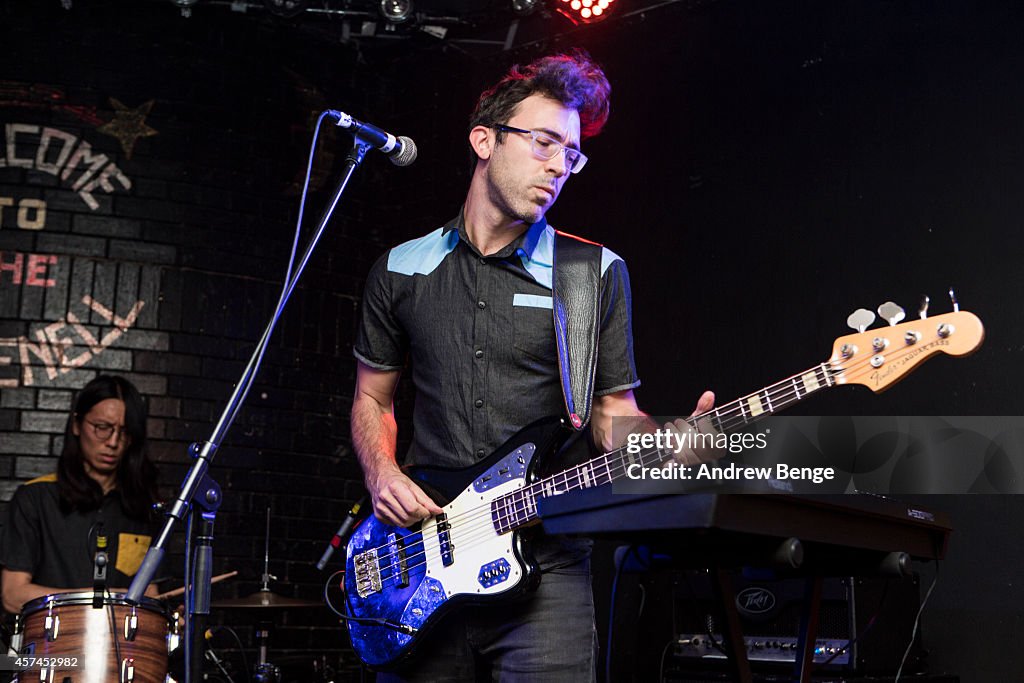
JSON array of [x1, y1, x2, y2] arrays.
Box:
[[421, 475, 526, 599]]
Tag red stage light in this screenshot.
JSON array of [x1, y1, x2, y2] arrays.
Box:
[[556, 0, 616, 24]]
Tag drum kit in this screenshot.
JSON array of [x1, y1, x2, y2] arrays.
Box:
[[6, 512, 334, 683], [12, 591, 174, 683]]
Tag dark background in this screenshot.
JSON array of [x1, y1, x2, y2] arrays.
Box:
[[1, 0, 1021, 680]]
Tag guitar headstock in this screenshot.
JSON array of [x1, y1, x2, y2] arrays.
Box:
[[830, 304, 984, 393]]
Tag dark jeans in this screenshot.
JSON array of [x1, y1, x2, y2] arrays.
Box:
[[375, 558, 596, 683]]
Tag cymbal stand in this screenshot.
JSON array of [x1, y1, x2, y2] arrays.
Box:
[[253, 621, 280, 683], [260, 508, 275, 593], [252, 509, 280, 682]]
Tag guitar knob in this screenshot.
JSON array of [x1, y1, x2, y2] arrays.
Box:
[[840, 344, 857, 359], [878, 301, 906, 326], [937, 323, 954, 338], [847, 308, 876, 333], [904, 331, 921, 345], [872, 337, 889, 352]]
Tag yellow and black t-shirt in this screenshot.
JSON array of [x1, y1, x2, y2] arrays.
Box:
[[0, 473, 156, 594]]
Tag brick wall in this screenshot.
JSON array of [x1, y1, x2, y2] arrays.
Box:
[[0, 3, 437, 678]]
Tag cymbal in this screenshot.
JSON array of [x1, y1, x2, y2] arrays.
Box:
[[212, 589, 322, 609]]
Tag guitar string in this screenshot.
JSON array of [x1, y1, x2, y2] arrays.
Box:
[[361, 361, 833, 564], [367, 319, 957, 563], [366, 363, 839, 581], [358, 361, 833, 575], [362, 336, 942, 579], [367, 355, 861, 575], [373, 371, 827, 584], [372, 364, 838, 584]]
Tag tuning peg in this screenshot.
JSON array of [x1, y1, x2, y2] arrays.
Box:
[[847, 308, 876, 333], [949, 287, 959, 312], [877, 301, 906, 326], [918, 295, 930, 320]]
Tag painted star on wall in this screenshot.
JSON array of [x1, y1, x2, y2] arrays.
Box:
[[97, 98, 158, 159]]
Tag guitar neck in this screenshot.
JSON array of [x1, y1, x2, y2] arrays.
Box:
[[703, 362, 837, 433], [491, 362, 838, 533]]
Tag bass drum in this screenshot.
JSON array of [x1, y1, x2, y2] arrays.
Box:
[[14, 592, 176, 683]]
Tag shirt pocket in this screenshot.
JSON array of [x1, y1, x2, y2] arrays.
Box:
[[116, 532, 152, 577], [512, 294, 557, 363]]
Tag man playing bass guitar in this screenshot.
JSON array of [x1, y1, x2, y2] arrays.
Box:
[[351, 51, 714, 682]]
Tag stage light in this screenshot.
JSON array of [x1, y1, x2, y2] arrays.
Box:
[[379, 0, 414, 23], [171, 0, 198, 18], [510, 0, 540, 16], [264, 0, 307, 18], [556, 0, 615, 24]]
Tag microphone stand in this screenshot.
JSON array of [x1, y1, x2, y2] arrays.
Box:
[[126, 138, 373, 683], [188, 479, 221, 683]]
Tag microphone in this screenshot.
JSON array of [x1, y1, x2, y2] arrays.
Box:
[[316, 496, 367, 571], [326, 110, 418, 167]]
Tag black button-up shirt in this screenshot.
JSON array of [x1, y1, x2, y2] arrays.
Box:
[[354, 212, 640, 470], [0, 474, 157, 594]]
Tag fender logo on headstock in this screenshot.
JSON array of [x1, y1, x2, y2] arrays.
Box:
[[868, 337, 949, 387]]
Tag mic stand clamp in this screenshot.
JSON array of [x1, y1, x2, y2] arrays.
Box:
[[92, 523, 108, 609]]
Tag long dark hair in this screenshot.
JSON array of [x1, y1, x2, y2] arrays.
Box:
[[58, 375, 158, 519]]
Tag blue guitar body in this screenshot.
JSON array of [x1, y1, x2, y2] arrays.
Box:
[[343, 416, 571, 670]]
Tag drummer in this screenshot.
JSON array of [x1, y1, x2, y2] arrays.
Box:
[[0, 375, 162, 614]]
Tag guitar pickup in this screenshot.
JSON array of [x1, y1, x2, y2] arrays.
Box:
[[435, 513, 455, 567], [477, 558, 511, 588], [389, 533, 410, 588]]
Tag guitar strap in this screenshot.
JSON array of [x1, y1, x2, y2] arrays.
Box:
[[552, 230, 603, 431]]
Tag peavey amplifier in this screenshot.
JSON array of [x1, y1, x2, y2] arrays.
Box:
[[669, 572, 925, 677]]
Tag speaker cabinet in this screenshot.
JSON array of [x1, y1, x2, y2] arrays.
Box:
[[601, 566, 925, 683]]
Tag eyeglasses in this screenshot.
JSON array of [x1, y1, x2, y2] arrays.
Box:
[[494, 124, 589, 174], [86, 420, 132, 443]]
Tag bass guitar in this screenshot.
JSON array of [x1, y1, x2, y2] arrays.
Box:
[[343, 302, 984, 669]]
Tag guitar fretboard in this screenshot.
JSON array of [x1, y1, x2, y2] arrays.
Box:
[[490, 363, 837, 534]]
